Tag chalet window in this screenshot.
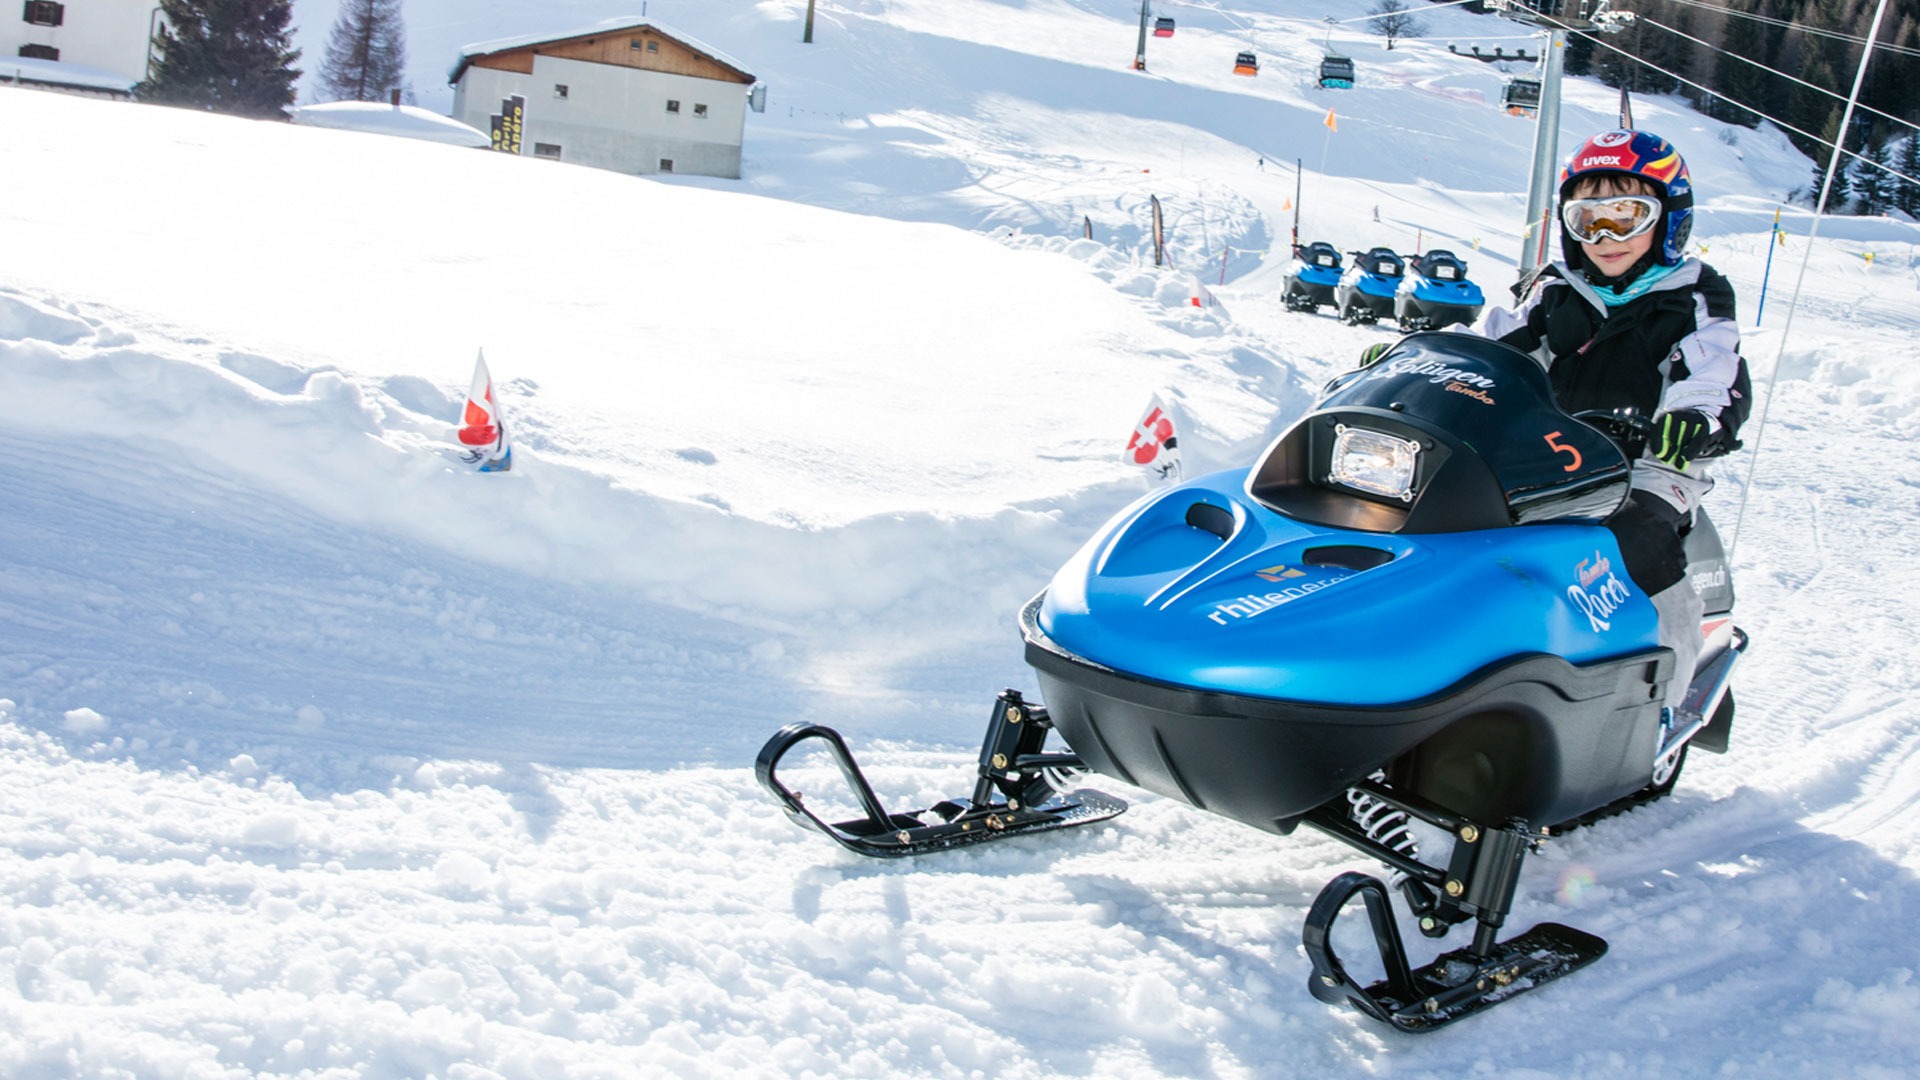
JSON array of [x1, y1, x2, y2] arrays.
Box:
[[18, 43, 57, 60], [665, 99, 680, 114], [533, 143, 562, 160], [22, 2, 63, 27], [553, 84, 568, 99], [647, 41, 659, 53], [693, 104, 708, 119], [630, 38, 658, 53], [659, 159, 673, 173]]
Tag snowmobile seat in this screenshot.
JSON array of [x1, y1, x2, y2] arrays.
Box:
[[1358, 247, 1405, 278], [1300, 241, 1342, 269], [1415, 250, 1467, 282]]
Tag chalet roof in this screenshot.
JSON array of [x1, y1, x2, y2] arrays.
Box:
[[447, 18, 754, 86], [290, 102, 493, 149], [0, 56, 137, 95]]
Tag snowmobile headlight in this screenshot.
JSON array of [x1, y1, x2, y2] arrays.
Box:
[[1329, 425, 1419, 502]]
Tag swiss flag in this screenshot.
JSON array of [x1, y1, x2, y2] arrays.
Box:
[[456, 350, 512, 472], [1124, 394, 1182, 482]]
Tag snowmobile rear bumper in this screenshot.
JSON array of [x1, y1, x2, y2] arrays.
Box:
[[1284, 280, 1338, 310], [1020, 594, 1672, 831], [1342, 288, 1398, 322]]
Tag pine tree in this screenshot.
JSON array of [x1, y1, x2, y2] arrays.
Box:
[[1853, 137, 1890, 215], [1563, 33, 1595, 78], [1898, 133, 1920, 217], [1713, 0, 1768, 127], [319, 0, 407, 103], [1810, 108, 1853, 210], [140, 0, 302, 119]]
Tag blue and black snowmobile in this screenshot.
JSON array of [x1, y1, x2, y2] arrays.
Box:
[[757, 332, 1747, 1032], [1334, 246, 1406, 325], [1281, 241, 1345, 313], [1393, 249, 1486, 331]]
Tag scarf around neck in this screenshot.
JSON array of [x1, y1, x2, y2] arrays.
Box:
[[1589, 260, 1681, 307]]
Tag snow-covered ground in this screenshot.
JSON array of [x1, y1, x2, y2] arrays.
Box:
[[6, 0, 1920, 1074]]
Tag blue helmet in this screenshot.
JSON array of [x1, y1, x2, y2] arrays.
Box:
[[1558, 129, 1694, 267]]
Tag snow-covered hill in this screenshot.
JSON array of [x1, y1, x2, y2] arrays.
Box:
[[6, 1, 1920, 1074]]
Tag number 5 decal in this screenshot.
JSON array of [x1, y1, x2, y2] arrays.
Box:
[[1544, 431, 1582, 472]]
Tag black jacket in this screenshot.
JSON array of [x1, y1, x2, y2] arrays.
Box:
[[1480, 260, 1752, 457]]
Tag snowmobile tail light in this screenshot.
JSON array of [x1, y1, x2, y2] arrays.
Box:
[[1329, 425, 1419, 502]]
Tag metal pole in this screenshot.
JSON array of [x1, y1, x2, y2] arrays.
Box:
[[1519, 28, 1566, 277], [1731, 0, 1893, 563], [146, 5, 163, 80], [804, 0, 816, 44], [1293, 158, 1303, 249], [1135, 1, 1149, 71]]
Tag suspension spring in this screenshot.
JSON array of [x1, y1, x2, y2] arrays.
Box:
[[1346, 776, 1420, 859]]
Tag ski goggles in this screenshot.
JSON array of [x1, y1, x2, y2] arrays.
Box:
[[1560, 195, 1662, 244]]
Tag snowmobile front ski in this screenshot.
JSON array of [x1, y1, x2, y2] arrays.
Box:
[[754, 689, 1126, 859], [1303, 871, 1607, 1033], [1296, 781, 1606, 1030]]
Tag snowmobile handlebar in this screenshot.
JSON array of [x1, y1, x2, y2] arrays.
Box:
[[1572, 407, 1655, 458]]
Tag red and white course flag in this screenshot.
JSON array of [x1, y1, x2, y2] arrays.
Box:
[[457, 349, 513, 472], [1124, 394, 1181, 483]]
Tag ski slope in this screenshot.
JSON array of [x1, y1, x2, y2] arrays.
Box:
[[6, 0, 1920, 1074]]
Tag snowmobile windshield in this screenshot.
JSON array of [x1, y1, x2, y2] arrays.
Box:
[[1247, 332, 1630, 532]]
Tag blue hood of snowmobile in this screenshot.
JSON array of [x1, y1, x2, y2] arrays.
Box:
[[1291, 263, 1343, 289], [1403, 274, 1485, 307], [1033, 475, 1657, 707], [1340, 263, 1402, 300], [1033, 332, 1660, 708]]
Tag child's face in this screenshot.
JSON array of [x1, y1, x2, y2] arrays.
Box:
[[1581, 229, 1655, 279], [1566, 174, 1660, 279]]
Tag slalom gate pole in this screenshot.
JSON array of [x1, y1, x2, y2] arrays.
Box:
[[1755, 207, 1781, 327]]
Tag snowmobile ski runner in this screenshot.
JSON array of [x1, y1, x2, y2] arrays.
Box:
[[756, 690, 1125, 858]]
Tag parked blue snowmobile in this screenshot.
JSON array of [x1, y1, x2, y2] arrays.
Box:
[[1394, 249, 1486, 331], [757, 332, 1746, 1033], [1281, 241, 1345, 313], [1335, 246, 1406, 325]]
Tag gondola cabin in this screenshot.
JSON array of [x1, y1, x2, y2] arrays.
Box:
[[1319, 54, 1355, 89], [1502, 77, 1542, 116], [1154, 17, 1175, 38], [1234, 51, 1259, 76]]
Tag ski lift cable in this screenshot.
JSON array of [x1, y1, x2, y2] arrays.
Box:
[[1441, 34, 1555, 43], [1326, 0, 1486, 26], [1638, 15, 1920, 140], [1542, 16, 1917, 191], [1661, 0, 1920, 60], [1726, 0, 1895, 564], [1161, 0, 1254, 39]]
